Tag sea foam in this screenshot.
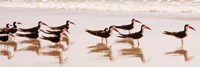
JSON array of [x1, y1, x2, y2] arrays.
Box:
[[0, 0, 200, 13]]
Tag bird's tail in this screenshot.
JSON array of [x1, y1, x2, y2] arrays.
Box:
[[117, 34, 127, 38], [163, 31, 173, 35], [49, 27, 55, 30], [16, 33, 26, 37], [85, 29, 96, 35], [114, 25, 121, 28], [18, 28, 28, 32], [40, 30, 50, 34], [49, 26, 60, 30], [40, 36, 48, 40]]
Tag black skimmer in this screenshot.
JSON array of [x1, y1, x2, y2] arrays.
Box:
[[9, 21, 22, 34], [163, 24, 196, 49], [114, 19, 142, 34], [48, 20, 75, 31], [86, 26, 119, 44], [117, 25, 151, 47], [19, 21, 47, 32]]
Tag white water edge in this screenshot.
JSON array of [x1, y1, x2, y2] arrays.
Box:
[[0, 0, 200, 13]]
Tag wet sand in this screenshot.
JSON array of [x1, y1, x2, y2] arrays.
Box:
[[0, 7, 200, 67]]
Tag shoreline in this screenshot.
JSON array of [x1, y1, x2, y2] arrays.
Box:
[[1, 7, 200, 21]]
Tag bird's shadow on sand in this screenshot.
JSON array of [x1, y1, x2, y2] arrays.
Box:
[[0, 49, 14, 60], [115, 38, 135, 48], [165, 49, 194, 62], [87, 43, 113, 61], [120, 47, 146, 63]]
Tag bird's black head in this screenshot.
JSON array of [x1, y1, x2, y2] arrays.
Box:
[[13, 21, 22, 27], [142, 25, 151, 30], [132, 19, 142, 24], [6, 23, 10, 28], [185, 24, 189, 27], [38, 21, 42, 25], [109, 25, 120, 33], [104, 28, 108, 31], [38, 21, 47, 26], [185, 24, 196, 31], [14, 21, 22, 25], [66, 20, 75, 25]]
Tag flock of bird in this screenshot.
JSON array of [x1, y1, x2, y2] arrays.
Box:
[[86, 19, 195, 49], [0, 20, 75, 49], [0, 18, 196, 63]]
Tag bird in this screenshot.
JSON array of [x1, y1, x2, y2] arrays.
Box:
[[40, 29, 66, 35], [18, 21, 47, 32], [0, 23, 11, 34], [48, 20, 75, 31], [9, 21, 22, 34], [114, 19, 142, 34], [0, 33, 14, 42], [16, 29, 42, 42], [40, 30, 67, 48], [117, 25, 151, 47], [86, 26, 119, 44], [163, 24, 196, 49], [0, 33, 14, 50]]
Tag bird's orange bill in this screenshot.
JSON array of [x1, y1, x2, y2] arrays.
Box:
[[9, 33, 14, 37], [63, 28, 70, 33], [134, 19, 142, 24], [41, 22, 48, 26], [112, 27, 121, 34], [70, 22, 76, 25], [62, 32, 67, 36], [66, 29, 70, 34], [188, 26, 196, 31], [9, 24, 12, 26], [144, 26, 151, 30], [39, 29, 45, 32], [17, 22, 22, 24]]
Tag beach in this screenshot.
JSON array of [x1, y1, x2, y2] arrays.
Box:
[[0, 1, 200, 67]]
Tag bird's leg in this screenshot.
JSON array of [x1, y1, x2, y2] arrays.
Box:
[[5, 44, 9, 50], [129, 30, 130, 34], [32, 39, 36, 44], [101, 38, 103, 44], [55, 43, 59, 50], [106, 38, 108, 45], [132, 40, 134, 48], [137, 39, 140, 48], [4, 44, 6, 50], [181, 39, 184, 49]]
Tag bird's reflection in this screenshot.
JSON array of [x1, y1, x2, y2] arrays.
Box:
[[40, 46, 70, 64], [88, 43, 113, 61], [0, 49, 14, 60], [44, 43, 69, 51], [20, 39, 41, 49], [17, 45, 40, 55], [120, 47, 145, 63], [0, 41, 18, 51], [165, 49, 193, 62], [115, 38, 134, 48], [61, 36, 70, 45]]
